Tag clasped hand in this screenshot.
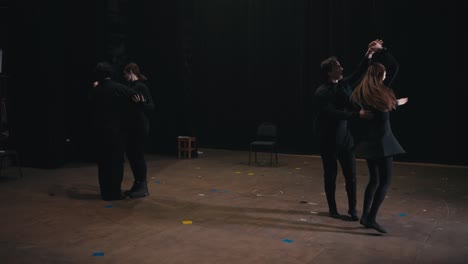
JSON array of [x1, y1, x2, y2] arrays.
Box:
[[132, 93, 146, 103]]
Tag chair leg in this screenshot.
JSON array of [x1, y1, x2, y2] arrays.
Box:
[[275, 150, 278, 165], [194, 141, 198, 157], [248, 147, 252, 165], [254, 151, 257, 164], [178, 141, 181, 159]]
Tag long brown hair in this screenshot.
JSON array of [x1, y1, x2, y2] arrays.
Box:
[[124, 62, 148, 81], [351, 63, 396, 112]]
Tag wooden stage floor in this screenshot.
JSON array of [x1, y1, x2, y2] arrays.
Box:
[[1, 149, 467, 263]]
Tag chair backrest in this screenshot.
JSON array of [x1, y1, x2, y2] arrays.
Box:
[[0, 129, 9, 150], [256, 122, 277, 141]]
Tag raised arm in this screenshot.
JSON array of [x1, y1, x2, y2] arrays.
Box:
[[367, 39, 400, 86], [344, 39, 384, 88], [379, 51, 399, 87]]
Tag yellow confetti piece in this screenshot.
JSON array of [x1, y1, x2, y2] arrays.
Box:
[[235, 172, 242, 174], [295, 168, 301, 170], [182, 220, 193, 225], [195, 167, 201, 170], [248, 173, 255, 176]]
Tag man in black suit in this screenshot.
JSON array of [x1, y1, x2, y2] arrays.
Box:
[[89, 62, 135, 201], [313, 40, 380, 220]]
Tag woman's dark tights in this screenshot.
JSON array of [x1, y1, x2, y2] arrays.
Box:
[[362, 156, 393, 223]]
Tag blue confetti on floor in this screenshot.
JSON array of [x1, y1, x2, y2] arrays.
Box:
[[282, 239, 293, 243], [104, 205, 113, 208], [154, 180, 161, 184], [211, 189, 218, 192], [93, 252, 104, 256], [398, 213, 407, 217]]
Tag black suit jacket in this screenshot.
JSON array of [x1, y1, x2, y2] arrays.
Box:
[[89, 79, 134, 160], [125, 80, 155, 136], [313, 56, 370, 153]]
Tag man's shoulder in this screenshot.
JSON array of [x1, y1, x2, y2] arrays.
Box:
[[100, 79, 120, 86], [110, 80, 127, 88], [105, 80, 131, 92], [314, 83, 331, 96]]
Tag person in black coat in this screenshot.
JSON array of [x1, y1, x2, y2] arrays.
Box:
[[89, 62, 136, 201], [351, 41, 408, 233], [313, 40, 380, 220], [122, 63, 155, 198]]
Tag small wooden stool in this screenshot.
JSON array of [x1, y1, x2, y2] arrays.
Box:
[[177, 136, 197, 159]]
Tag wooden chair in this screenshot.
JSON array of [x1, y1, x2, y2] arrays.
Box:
[[177, 136, 197, 159]]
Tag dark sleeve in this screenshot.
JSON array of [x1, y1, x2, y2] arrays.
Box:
[[315, 89, 360, 120], [372, 50, 399, 86], [343, 56, 371, 89], [135, 82, 155, 113], [115, 82, 135, 98]]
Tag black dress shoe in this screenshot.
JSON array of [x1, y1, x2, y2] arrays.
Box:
[[329, 211, 341, 219], [360, 218, 387, 233], [360, 218, 370, 227], [124, 181, 139, 196], [129, 189, 149, 198], [369, 222, 387, 233], [349, 213, 359, 221], [127, 181, 149, 198]]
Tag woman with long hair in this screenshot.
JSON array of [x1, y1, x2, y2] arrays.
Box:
[[123, 62, 155, 198], [351, 57, 408, 233]]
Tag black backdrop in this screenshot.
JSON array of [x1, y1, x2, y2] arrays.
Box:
[[3, 0, 467, 167]]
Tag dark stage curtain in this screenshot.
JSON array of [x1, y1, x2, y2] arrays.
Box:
[[6, 0, 468, 166]]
